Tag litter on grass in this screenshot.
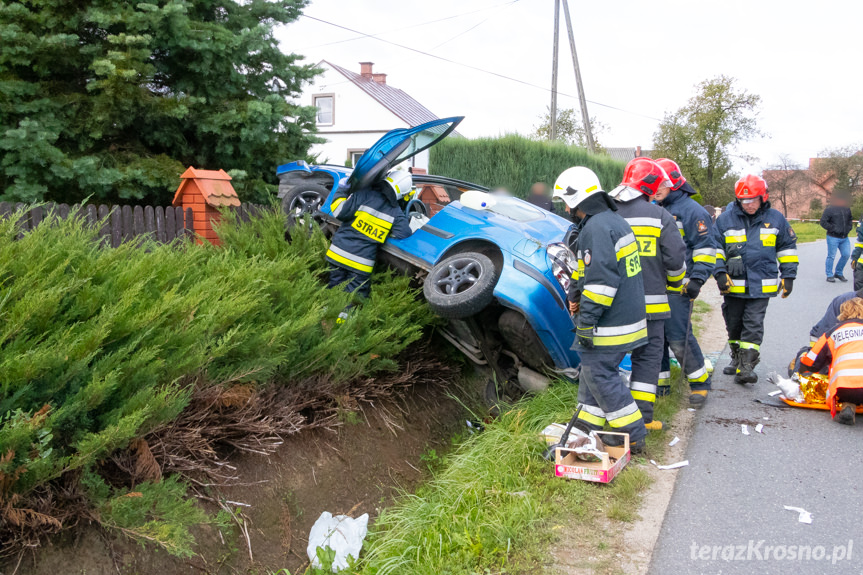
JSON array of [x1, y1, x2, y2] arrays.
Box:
[[668, 436, 680, 447], [650, 459, 689, 470], [784, 506, 813, 524], [742, 424, 750, 435], [307, 512, 369, 571]]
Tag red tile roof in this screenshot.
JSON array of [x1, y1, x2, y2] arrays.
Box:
[[173, 167, 240, 208]]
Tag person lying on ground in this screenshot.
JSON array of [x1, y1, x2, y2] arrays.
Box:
[[800, 297, 863, 425]]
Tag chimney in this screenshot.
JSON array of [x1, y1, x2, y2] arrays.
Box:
[[359, 62, 374, 78], [636, 145, 642, 157], [372, 73, 387, 85]]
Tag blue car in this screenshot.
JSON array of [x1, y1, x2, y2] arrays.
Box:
[[277, 117, 581, 391]]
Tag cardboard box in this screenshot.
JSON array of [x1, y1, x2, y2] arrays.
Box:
[[554, 431, 630, 484]]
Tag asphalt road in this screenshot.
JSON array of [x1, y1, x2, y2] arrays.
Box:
[[649, 240, 863, 575]]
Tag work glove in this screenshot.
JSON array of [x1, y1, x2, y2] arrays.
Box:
[[781, 278, 794, 298], [726, 255, 746, 276], [715, 273, 733, 294], [576, 324, 595, 349], [684, 278, 704, 300], [852, 259, 858, 270]]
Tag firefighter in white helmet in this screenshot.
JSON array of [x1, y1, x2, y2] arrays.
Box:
[[553, 167, 649, 452]]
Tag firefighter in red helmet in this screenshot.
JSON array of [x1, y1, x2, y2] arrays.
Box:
[[712, 175, 799, 384]]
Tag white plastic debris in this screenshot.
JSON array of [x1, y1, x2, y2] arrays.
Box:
[[654, 460, 689, 470], [687, 408, 696, 412], [755, 423, 764, 434], [307, 512, 369, 571], [784, 506, 813, 524], [763, 416, 770, 420], [742, 424, 750, 435], [767, 389, 782, 396], [668, 436, 680, 447]]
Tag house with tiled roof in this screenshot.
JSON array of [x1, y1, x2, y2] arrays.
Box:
[[303, 60, 449, 170]]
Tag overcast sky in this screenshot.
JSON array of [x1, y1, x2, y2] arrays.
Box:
[[276, 0, 862, 173]]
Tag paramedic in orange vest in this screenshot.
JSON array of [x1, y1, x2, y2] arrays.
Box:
[[800, 297, 863, 425]]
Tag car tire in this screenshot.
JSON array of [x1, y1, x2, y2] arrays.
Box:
[[281, 183, 330, 230], [423, 252, 499, 319], [497, 310, 554, 371]]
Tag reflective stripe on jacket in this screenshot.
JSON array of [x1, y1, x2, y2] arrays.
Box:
[[326, 184, 412, 275], [658, 187, 717, 284], [802, 319, 863, 413], [712, 201, 798, 298], [574, 210, 648, 351], [614, 194, 687, 320]]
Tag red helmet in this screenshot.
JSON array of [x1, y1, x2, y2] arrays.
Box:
[[655, 158, 686, 190], [621, 158, 672, 196], [735, 175, 768, 202]]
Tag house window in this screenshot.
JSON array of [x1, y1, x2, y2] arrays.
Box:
[[313, 94, 334, 126], [348, 149, 366, 167]]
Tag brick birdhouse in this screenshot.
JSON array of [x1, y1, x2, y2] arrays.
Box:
[[172, 167, 241, 245]]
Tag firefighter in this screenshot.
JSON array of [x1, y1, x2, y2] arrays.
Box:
[[325, 169, 414, 321], [800, 297, 863, 425], [850, 214, 863, 290], [608, 158, 687, 428], [655, 159, 717, 407], [713, 175, 799, 384], [553, 166, 649, 452]]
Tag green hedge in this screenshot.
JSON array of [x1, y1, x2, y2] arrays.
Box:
[[0, 207, 433, 554], [429, 135, 625, 199]]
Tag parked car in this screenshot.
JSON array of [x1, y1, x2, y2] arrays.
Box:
[[276, 117, 581, 395]]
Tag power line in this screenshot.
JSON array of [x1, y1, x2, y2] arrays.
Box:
[[300, 14, 661, 121], [298, 0, 519, 50]]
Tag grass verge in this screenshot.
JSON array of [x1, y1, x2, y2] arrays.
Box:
[[789, 221, 856, 244]]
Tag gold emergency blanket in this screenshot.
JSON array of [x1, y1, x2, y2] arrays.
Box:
[[797, 372, 830, 404]]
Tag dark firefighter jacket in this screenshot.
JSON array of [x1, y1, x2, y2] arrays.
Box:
[[712, 200, 799, 298], [325, 183, 412, 275], [658, 186, 717, 284]]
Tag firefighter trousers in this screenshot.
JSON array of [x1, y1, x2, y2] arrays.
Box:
[[722, 296, 769, 351], [660, 292, 712, 393], [576, 349, 647, 443], [629, 319, 663, 423], [327, 265, 372, 299]]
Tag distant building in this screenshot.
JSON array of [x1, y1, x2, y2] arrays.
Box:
[[302, 61, 448, 170], [604, 146, 653, 163], [762, 157, 850, 219]]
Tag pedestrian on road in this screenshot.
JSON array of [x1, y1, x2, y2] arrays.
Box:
[[849, 215, 863, 290], [526, 182, 554, 212], [655, 159, 716, 407], [713, 175, 799, 384], [609, 158, 687, 427], [819, 192, 853, 282], [553, 166, 649, 452], [801, 297, 863, 425]]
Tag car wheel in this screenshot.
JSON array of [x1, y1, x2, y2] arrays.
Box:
[[423, 252, 499, 319], [497, 310, 554, 371], [281, 183, 330, 234]]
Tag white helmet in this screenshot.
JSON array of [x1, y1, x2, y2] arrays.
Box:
[[553, 167, 604, 209], [384, 169, 413, 200]]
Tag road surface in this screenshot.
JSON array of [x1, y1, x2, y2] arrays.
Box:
[[649, 240, 863, 575]]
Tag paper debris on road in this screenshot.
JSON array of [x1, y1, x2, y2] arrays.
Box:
[[742, 424, 750, 435], [755, 424, 764, 433], [763, 416, 770, 420], [651, 459, 689, 470], [768, 389, 782, 397], [687, 408, 696, 412], [668, 436, 680, 447], [784, 506, 813, 524]]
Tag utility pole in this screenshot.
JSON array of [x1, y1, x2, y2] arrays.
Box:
[[561, 0, 595, 153], [549, 0, 560, 141]]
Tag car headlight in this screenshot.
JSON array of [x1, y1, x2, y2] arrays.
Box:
[[547, 242, 577, 292]]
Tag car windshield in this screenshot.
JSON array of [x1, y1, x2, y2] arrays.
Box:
[[487, 198, 545, 222], [391, 122, 455, 165]]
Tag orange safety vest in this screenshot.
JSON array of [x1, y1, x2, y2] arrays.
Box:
[[803, 319, 863, 415]]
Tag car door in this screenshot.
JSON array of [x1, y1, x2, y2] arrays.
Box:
[[349, 117, 463, 190]]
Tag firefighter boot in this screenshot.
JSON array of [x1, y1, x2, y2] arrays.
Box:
[[644, 420, 663, 431], [835, 403, 856, 426], [689, 390, 708, 408], [723, 343, 740, 375], [735, 348, 760, 385]]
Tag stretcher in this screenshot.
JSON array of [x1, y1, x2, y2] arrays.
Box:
[[779, 396, 863, 413]]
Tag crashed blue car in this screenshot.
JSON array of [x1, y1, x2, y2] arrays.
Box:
[[276, 117, 581, 392]]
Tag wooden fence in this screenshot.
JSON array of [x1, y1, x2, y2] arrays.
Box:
[[0, 201, 266, 247]]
